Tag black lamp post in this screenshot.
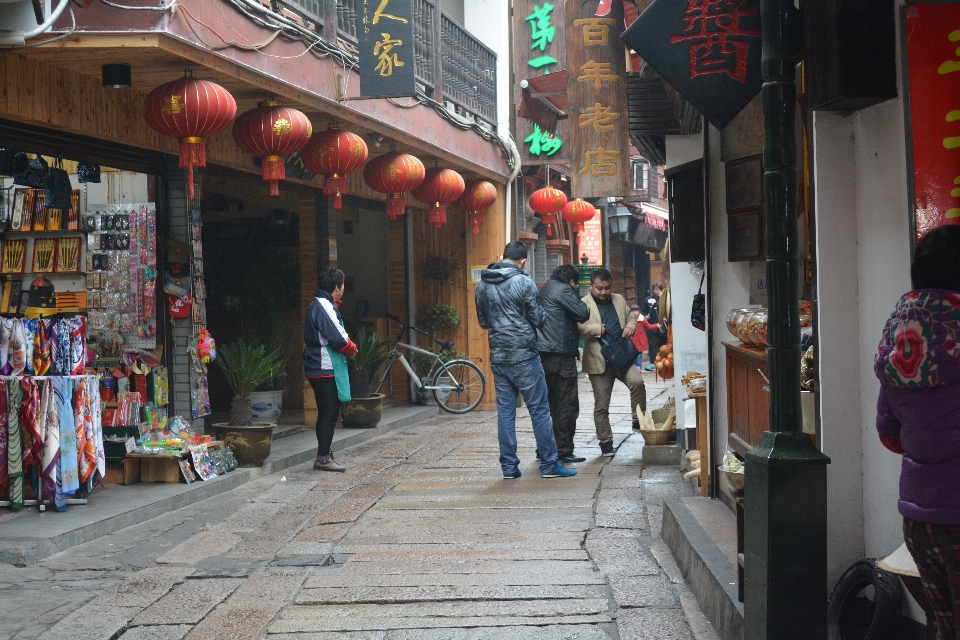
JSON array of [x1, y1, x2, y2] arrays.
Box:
[[607, 206, 632, 240]]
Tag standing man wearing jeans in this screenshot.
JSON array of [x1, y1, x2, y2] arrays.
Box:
[[475, 241, 576, 479]]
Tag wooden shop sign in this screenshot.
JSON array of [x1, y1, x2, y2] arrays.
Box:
[[514, 0, 570, 164], [622, 0, 763, 130], [566, 0, 631, 198], [359, 0, 417, 98]]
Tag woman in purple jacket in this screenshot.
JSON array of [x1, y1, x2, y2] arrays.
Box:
[[875, 225, 960, 639]]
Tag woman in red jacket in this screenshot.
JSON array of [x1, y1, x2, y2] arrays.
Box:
[[629, 305, 660, 370]]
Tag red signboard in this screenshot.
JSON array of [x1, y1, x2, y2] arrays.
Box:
[[578, 213, 603, 265], [907, 3, 960, 238]]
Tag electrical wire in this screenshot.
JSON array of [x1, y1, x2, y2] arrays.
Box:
[[0, 4, 76, 52], [98, 0, 172, 10]]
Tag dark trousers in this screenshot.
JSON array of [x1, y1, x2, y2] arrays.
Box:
[[541, 353, 580, 457], [904, 517, 960, 639], [308, 377, 340, 456], [647, 330, 660, 363]]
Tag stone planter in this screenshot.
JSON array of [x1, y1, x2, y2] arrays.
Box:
[[250, 390, 284, 421], [340, 393, 385, 428], [213, 423, 277, 466]]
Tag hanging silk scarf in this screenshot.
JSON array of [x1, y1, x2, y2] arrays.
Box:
[[38, 379, 58, 501], [50, 319, 71, 376], [73, 379, 93, 484], [0, 318, 12, 371], [7, 380, 23, 508], [32, 319, 52, 376], [76, 379, 98, 483], [56, 377, 78, 497], [91, 377, 104, 479], [70, 317, 86, 375], [0, 379, 7, 486], [22, 320, 35, 375], [19, 377, 39, 476], [9, 320, 26, 376]]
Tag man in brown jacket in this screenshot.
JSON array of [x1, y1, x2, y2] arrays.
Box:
[[578, 268, 646, 457]]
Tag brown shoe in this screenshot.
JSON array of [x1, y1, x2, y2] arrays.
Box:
[[313, 453, 345, 472]]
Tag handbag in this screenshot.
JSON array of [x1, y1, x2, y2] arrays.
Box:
[[13, 153, 49, 189], [0, 149, 19, 176], [45, 158, 72, 210], [77, 162, 101, 184], [691, 271, 706, 331], [599, 333, 640, 376]]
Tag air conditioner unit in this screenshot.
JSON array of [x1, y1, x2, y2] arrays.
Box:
[[0, 0, 70, 46]]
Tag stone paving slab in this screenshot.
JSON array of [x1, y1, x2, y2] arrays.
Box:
[[225, 511, 314, 560], [279, 599, 612, 620], [228, 569, 310, 606], [185, 603, 283, 640], [155, 531, 241, 565], [608, 574, 683, 608], [329, 559, 598, 576], [345, 548, 589, 562], [585, 538, 661, 577], [311, 480, 400, 524], [301, 572, 609, 588], [267, 627, 610, 640], [131, 578, 243, 625], [118, 625, 193, 640], [351, 506, 595, 522], [268, 614, 614, 633], [97, 566, 195, 608], [296, 584, 610, 605], [331, 539, 587, 552], [36, 605, 141, 640], [204, 501, 283, 533], [617, 607, 695, 639]]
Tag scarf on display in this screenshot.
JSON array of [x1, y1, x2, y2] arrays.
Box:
[[0, 379, 7, 486], [7, 380, 23, 508], [56, 377, 78, 497], [74, 379, 93, 484], [19, 377, 39, 474], [0, 318, 12, 371], [51, 320, 71, 376], [70, 317, 86, 375], [9, 320, 26, 376], [32, 319, 52, 376], [22, 320, 35, 375], [89, 377, 104, 479], [38, 378, 59, 502]]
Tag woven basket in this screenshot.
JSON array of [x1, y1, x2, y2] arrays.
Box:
[[640, 429, 675, 446]]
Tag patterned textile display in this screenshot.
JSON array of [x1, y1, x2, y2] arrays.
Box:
[[23, 320, 35, 375], [88, 377, 104, 478], [38, 379, 58, 501], [0, 319, 12, 370], [56, 377, 78, 496], [9, 320, 26, 376], [32, 320, 52, 376], [75, 380, 96, 483], [70, 317, 86, 375], [7, 380, 23, 508], [19, 377, 39, 473], [52, 320, 71, 376], [0, 379, 6, 486]]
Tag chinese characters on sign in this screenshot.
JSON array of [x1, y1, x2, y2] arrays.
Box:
[[359, 0, 416, 98], [567, 1, 630, 198], [514, 0, 569, 163], [578, 213, 603, 265], [906, 4, 960, 237], [622, 0, 762, 129]]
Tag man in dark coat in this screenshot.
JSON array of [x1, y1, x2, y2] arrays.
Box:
[[536, 264, 590, 462], [475, 241, 576, 480]]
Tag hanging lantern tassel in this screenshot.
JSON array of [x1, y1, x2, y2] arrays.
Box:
[[572, 222, 585, 234], [543, 213, 557, 237], [179, 136, 207, 199], [262, 155, 286, 196], [428, 203, 447, 228], [386, 193, 406, 221], [324, 173, 347, 209], [455, 180, 496, 237], [468, 211, 483, 234]]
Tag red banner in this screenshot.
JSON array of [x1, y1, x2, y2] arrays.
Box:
[[907, 3, 960, 238]]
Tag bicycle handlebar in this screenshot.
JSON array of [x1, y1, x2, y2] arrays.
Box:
[[387, 313, 429, 336]]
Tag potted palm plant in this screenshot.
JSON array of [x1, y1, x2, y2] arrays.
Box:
[[341, 328, 391, 428], [214, 340, 282, 465]]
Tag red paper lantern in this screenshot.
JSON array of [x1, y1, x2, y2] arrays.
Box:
[[562, 198, 596, 234], [301, 126, 368, 210], [232, 99, 312, 196], [144, 77, 236, 199], [363, 151, 426, 221], [412, 167, 466, 228], [455, 180, 497, 234], [529, 186, 567, 237]]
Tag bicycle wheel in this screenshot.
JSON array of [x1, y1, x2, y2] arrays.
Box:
[[369, 353, 395, 395], [432, 359, 486, 414]]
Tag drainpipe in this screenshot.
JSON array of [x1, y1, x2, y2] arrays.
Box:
[[502, 133, 522, 242], [744, 1, 831, 638]]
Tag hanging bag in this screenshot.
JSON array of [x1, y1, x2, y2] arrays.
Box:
[[45, 158, 72, 210], [77, 162, 101, 184], [13, 153, 49, 189], [691, 271, 706, 331]]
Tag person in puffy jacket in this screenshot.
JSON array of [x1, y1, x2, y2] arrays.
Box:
[[875, 225, 960, 639], [475, 241, 576, 480], [304, 268, 357, 473], [536, 264, 590, 462]]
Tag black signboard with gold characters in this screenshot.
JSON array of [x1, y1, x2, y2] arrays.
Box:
[[359, 0, 417, 98]]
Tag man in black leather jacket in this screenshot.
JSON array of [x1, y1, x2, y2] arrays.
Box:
[[536, 265, 590, 463], [475, 241, 576, 480]]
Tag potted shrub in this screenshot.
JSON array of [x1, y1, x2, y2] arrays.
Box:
[[214, 340, 282, 465], [341, 328, 391, 428]]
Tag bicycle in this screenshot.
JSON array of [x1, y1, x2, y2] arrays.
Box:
[[369, 314, 486, 414]]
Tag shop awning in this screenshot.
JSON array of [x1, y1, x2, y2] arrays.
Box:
[[517, 71, 569, 135]]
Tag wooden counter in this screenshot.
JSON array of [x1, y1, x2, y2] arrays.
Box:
[[723, 341, 769, 456]]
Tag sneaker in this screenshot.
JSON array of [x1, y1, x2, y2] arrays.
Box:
[[599, 441, 615, 457], [503, 469, 522, 479], [559, 454, 587, 463], [541, 462, 577, 478], [313, 453, 346, 472], [632, 422, 641, 431], [535, 449, 542, 460], [644, 364, 656, 371]]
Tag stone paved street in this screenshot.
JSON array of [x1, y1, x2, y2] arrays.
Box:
[[0, 372, 717, 640]]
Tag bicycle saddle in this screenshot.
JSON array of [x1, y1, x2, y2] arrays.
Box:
[[435, 339, 455, 350]]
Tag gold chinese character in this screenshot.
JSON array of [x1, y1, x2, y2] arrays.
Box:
[[574, 18, 617, 46], [161, 95, 183, 114], [579, 102, 620, 131], [374, 33, 405, 76], [373, 0, 408, 24], [577, 60, 620, 89], [579, 146, 621, 177], [273, 118, 292, 135]]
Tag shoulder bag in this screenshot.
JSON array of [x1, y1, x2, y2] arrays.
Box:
[[691, 271, 706, 331]]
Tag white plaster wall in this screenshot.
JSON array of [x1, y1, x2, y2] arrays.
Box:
[[665, 133, 709, 429], [463, 0, 511, 136]]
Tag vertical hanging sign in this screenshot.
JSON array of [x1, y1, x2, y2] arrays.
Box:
[[514, 0, 570, 164], [906, 3, 960, 239], [359, 0, 417, 98], [566, 0, 631, 198]]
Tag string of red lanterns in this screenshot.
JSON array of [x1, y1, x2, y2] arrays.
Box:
[[363, 151, 426, 221], [301, 126, 369, 210], [232, 99, 313, 197]]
